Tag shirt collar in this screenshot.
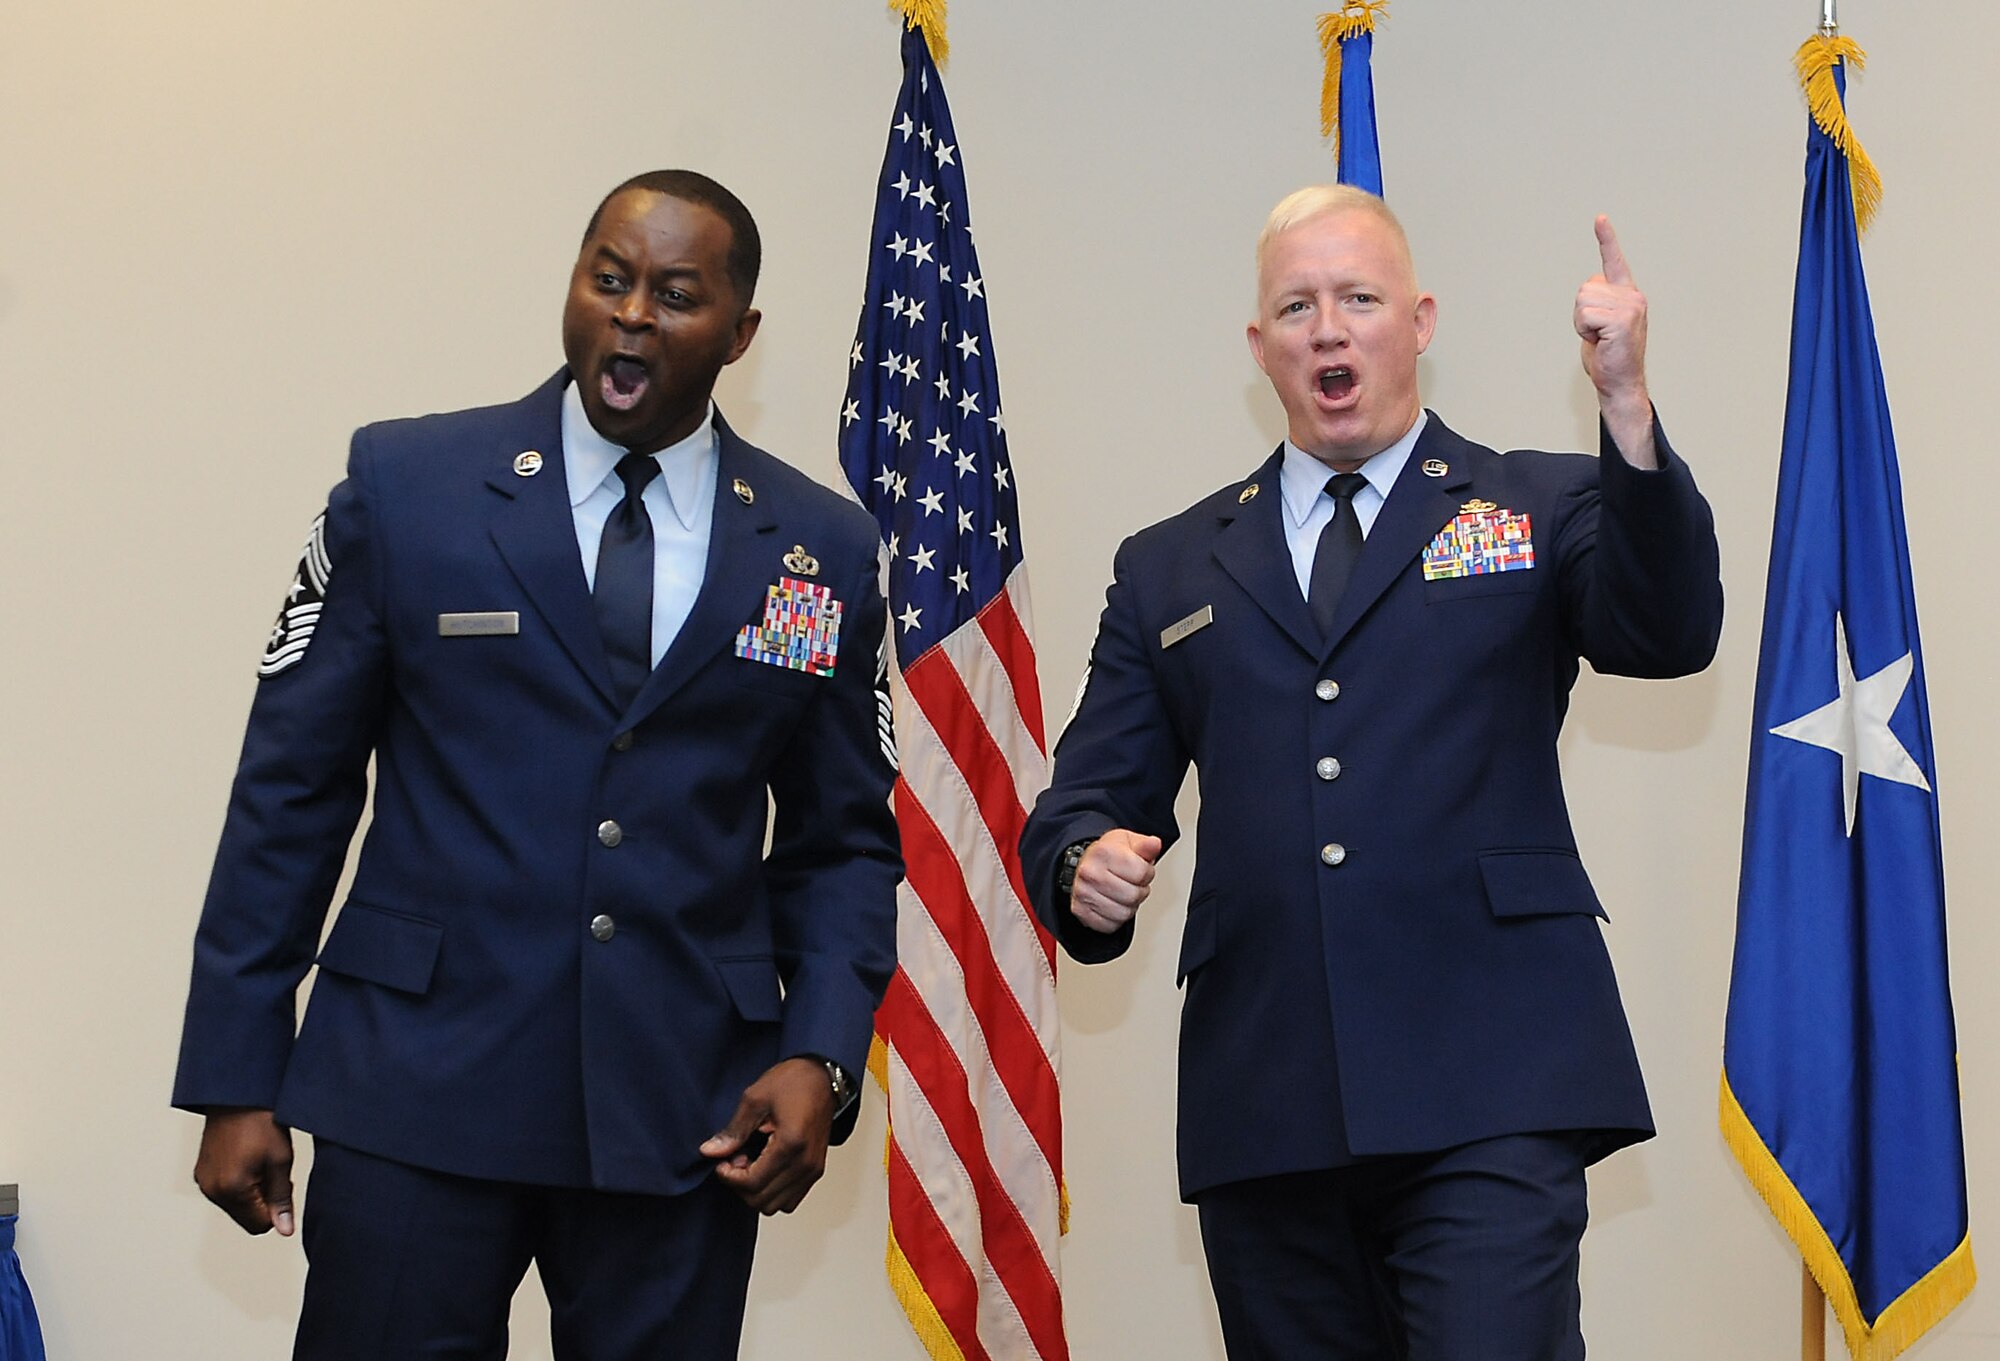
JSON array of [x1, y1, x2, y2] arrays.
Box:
[[561, 380, 717, 531], [1279, 410, 1430, 528]]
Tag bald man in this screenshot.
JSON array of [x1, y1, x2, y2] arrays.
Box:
[[1022, 186, 1722, 1359]]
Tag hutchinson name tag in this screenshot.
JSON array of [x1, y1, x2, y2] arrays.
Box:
[[437, 612, 520, 638], [1160, 606, 1214, 649]]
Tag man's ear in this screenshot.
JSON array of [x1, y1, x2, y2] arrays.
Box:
[[727, 308, 763, 365], [1246, 321, 1268, 374], [1412, 294, 1437, 356]]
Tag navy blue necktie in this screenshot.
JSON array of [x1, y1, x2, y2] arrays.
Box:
[[1307, 472, 1369, 637], [595, 452, 661, 706]]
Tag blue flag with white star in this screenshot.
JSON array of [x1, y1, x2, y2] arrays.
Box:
[[1722, 53, 1974, 1360]]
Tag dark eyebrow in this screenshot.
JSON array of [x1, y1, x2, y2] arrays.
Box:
[[591, 245, 633, 274]]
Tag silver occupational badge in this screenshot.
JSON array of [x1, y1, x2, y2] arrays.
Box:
[[514, 450, 544, 477]]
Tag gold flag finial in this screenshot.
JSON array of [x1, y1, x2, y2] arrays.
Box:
[[890, 0, 949, 66], [1317, 1, 1390, 156], [1794, 33, 1882, 234]]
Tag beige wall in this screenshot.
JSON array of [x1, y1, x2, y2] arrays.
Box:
[[2, 2, 1993, 1356]]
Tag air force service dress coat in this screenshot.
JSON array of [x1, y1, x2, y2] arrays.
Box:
[[173, 371, 902, 1195], [1020, 414, 1722, 1200]]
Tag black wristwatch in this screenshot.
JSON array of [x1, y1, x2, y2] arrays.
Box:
[[1056, 837, 1099, 902]]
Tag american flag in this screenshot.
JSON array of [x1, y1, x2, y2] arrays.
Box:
[[839, 22, 1068, 1361]]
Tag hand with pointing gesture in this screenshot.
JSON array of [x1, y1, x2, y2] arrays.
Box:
[[1574, 215, 1659, 469]]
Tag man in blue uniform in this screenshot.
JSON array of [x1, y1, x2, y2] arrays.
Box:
[[1021, 186, 1722, 1359], [174, 170, 901, 1360]]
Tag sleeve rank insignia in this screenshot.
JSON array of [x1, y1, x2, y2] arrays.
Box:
[[260, 510, 331, 678]]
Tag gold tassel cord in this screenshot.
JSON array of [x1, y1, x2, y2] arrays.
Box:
[[890, 0, 949, 67], [1720, 1073, 1976, 1360], [1318, 0, 1390, 158], [1794, 33, 1883, 234]]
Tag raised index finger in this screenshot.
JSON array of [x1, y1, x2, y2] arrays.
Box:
[[1594, 214, 1634, 285]]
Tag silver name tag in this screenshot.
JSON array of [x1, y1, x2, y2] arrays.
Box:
[[438, 612, 520, 637], [1159, 606, 1213, 649]]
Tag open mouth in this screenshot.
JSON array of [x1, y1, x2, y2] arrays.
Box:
[[1317, 366, 1356, 404], [601, 355, 651, 412]]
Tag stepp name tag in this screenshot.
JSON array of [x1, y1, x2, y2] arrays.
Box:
[[1160, 606, 1214, 649], [438, 612, 520, 637]]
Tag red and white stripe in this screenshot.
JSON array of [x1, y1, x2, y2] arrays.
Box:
[[877, 566, 1067, 1361]]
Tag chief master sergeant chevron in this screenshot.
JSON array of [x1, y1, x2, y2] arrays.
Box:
[[1021, 185, 1723, 1359], [172, 170, 901, 1360]]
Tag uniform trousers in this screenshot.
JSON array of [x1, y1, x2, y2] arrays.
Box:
[[295, 1139, 758, 1361], [1195, 1132, 1591, 1361]]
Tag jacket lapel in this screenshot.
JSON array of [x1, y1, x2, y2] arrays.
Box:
[[624, 412, 781, 723], [1211, 448, 1322, 660], [485, 371, 620, 706], [1320, 416, 1475, 654]]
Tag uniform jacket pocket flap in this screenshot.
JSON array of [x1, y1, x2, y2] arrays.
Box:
[[1177, 892, 1219, 984], [715, 957, 784, 1022], [315, 902, 445, 994], [1478, 850, 1608, 920]]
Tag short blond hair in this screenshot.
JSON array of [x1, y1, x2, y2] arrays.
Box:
[[1254, 185, 1417, 290]]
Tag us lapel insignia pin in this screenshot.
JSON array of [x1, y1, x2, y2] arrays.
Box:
[[783, 545, 821, 577], [1422, 459, 1449, 478], [1460, 498, 1498, 514], [513, 450, 544, 477], [1160, 605, 1214, 649], [733, 478, 755, 505], [1238, 483, 1260, 504]]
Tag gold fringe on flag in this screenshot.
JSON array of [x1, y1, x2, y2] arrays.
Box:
[[887, 1225, 974, 1361], [1721, 1072, 1977, 1360], [1794, 33, 1883, 235], [1317, 1, 1390, 158], [890, 0, 949, 67]]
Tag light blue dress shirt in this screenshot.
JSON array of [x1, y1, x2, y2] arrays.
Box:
[[1279, 410, 1430, 598], [562, 381, 718, 666]]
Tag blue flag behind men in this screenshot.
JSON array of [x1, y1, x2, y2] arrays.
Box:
[[1318, 4, 1385, 195], [1334, 29, 1381, 193], [1721, 39, 1975, 1361]]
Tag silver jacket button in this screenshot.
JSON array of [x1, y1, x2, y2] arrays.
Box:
[[589, 914, 616, 942], [1315, 679, 1340, 701], [597, 819, 623, 847], [1316, 757, 1342, 781], [1320, 843, 1347, 866]]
